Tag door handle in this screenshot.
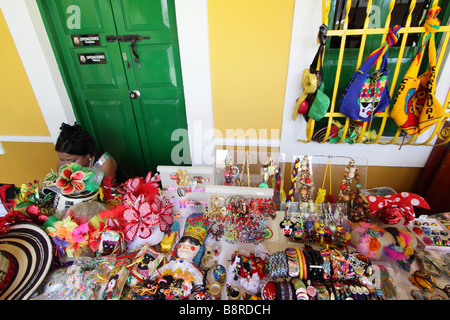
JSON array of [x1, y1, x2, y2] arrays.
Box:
[[129, 90, 140, 99]]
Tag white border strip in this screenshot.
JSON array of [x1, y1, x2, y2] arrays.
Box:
[[214, 138, 280, 148], [0, 135, 53, 143], [174, 0, 215, 166]]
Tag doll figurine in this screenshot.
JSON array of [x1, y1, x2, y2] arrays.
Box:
[[152, 213, 208, 297]]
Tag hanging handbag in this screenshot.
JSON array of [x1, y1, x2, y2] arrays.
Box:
[[292, 24, 330, 122], [338, 25, 401, 123], [391, 6, 443, 135]]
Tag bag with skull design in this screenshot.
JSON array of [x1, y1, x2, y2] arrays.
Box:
[[338, 25, 401, 122]]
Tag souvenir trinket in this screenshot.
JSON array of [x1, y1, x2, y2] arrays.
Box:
[[226, 284, 241, 300], [99, 230, 122, 255], [298, 156, 313, 203]]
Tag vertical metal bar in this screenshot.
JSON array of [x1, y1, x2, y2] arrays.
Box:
[[435, 88, 450, 145], [305, 0, 332, 143], [372, 0, 397, 143], [408, 0, 448, 145], [333, 0, 353, 143], [380, 0, 418, 145], [353, 0, 374, 144], [355, 0, 373, 69]]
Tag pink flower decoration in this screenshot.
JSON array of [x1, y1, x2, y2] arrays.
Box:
[[151, 195, 173, 232], [122, 195, 154, 241]]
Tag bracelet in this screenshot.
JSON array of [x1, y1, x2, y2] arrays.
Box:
[[177, 169, 189, 186], [276, 281, 284, 300], [315, 282, 330, 300], [269, 251, 288, 279], [309, 250, 324, 281], [286, 280, 295, 300], [276, 281, 294, 300], [302, 249, 313, 280], [285, 248, 299, 278], [300, 249, 307, 281], [292, 278, 308, 300], [294, 247, 303, 280]]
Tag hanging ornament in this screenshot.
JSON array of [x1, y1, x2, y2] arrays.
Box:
[[287, 158, 300, 203], [338, 159, 370, 222], [298, 156, 313, 203]]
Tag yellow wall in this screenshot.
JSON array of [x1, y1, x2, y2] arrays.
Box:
[[0, 9, 49, 136], [0, 142, 57, 185], [0, 8, 55, 186], [208, 0, 295, 139]]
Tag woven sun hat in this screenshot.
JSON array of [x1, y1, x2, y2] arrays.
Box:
[[0, 222, 53, 300]]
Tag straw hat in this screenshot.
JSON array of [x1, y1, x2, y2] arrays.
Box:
[[0, 222, 52, 300]]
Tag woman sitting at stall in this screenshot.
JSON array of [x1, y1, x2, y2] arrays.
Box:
[[55, 122, 118, 180]]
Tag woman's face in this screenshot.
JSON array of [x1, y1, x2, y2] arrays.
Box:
[[57, 152, 91, 170]]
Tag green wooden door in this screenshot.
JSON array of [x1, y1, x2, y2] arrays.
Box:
[[37, 0, 190, 179], [110, 0, 189, 167]]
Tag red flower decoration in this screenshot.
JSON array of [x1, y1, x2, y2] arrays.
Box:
[[55, 164, 86, 195], [122, 194, 156, 241], [0, 217, 10, 234], [123, 171, 160, 203], [120, 193, 174, 242], [152, 195, 173, 232]]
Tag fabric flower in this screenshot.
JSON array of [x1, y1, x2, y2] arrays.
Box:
[[123, 171, 160, 202], [0, 217, 10, 234], [50, 216, 79, 242], [368, 237, 381, 252], [55, 164, 87, 194], [122, 194, 156, 241], [151, 195, 173, 232]]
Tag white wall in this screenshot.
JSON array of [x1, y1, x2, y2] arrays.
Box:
[[174, 0, 215, 166]]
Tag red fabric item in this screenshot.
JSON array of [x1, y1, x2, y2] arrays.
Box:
[[366, 192, 430, 225]]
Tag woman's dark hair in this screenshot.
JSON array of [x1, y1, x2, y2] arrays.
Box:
[[55, 122, 96, 156]]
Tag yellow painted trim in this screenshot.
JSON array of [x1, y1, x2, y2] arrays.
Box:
[[0, 8, 49, 137]]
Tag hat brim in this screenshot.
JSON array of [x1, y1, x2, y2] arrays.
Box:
[[0, 222, 52, 300]]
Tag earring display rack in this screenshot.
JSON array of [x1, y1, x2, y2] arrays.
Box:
[[214, 149, 285, 190]]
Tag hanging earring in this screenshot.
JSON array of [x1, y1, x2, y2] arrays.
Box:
[[338, 159, 357, 203], [338, 159, 370, 222], [315, 156, 331, 203], [299, 156, 313, 203]]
